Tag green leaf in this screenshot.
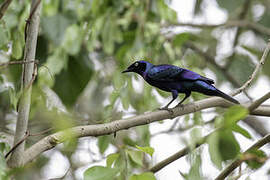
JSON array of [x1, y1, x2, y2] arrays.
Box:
[[232, 124, 252, 139], [172, 33, 190, 47], [219, 130, 240, 161], [84, 166, 119, 180], [208, 130, 240, 168], [11, 31, 24, 59], [98, 135, 110, 154], [129, 172, 156, 180], [110, 90, 120, 105], [227, 55, 255, 84], [0, 25, 9, 49], [216, 0, 245, 13], [135, 145, 154, 157], [245, 149, 267, 169], [187, 155, 203, 180], [106, 153, 120, 168], [207, 132, 222, 169], [224, 105, 249, 127], [53, 48, 93, 106], [41, 14, 73, 45], [62, 24, 82, 55], [0, 154, 7, 179], [127, 149, 143, 166]]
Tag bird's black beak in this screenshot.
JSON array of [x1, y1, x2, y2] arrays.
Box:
[[122, 69, 131, 73]]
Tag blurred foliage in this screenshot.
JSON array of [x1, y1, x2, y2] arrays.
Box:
[[0, 0, 269, 179]]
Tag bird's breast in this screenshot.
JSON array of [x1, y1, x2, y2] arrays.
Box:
[[145, 77, 185, 93]]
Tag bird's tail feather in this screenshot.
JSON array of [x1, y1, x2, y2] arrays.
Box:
[[215, 89, 239, 104]]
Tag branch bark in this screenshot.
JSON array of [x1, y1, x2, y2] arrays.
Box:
[[19, 96, 270, 165], [7, 0, 41, 167], [248, 92, 270, 111], [215, 133, 270, 180]]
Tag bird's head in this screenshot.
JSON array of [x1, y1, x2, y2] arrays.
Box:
[[122, 60, 153, 76]]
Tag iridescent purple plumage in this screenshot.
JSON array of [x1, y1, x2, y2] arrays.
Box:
[[122, 60, 239, 110]]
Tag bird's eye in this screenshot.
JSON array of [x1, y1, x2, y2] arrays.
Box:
[[134, 62, 139, 67]]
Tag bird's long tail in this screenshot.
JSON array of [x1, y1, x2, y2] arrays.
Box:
[[192, 81, 239, 104], [214, 88, 239, 104]]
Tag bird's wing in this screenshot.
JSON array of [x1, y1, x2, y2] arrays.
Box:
[[147, 65, 214, 84]]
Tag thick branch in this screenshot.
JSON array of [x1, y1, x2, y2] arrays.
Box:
[[7, 0, 41, 167], [20, 97, 270, 165], [215, 133, 270, 180]]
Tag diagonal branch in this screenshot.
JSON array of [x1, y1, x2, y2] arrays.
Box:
[[215, 133, 270, 180], [184, 41, 251, 99], [232, 40, 270, 96], [248, 92, 270, 111], [20, 97, 270, 166]]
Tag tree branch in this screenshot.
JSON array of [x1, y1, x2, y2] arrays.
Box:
[[184, 41, 251, 98], [248, 92, 270, 111], [0, 0, 12, 20], [232, 40, 270, 96], [7, 0, 41, 167], [150, 135, 207, 173], [19, 96, 270, 166], [215, 133, 270, 180], [167, 20, 270, 36]]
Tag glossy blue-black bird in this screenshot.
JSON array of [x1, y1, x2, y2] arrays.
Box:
[[122, 60, 239, 110]]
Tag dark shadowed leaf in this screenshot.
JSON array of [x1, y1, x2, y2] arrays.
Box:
[[216, 0, 245, 13], [218, 130, 240, 161], [53, 48, 93, 106], [172, 33, 190, 47], [41, 14, 73, 45], [227, 55, 255, 85], [98, 135, 110, 154]]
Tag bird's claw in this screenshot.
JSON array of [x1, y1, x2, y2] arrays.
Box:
[[158, 107, 174, 114], [175, 103, 184, 108]]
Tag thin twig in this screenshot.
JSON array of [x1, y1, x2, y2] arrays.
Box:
[[166, 20, 270, 36], [150, 131, 213, 172], [232, 40, 270, 96], [5, 128, 52, 159], [5, 131, 30, 159], [215, 134, 270, 180], [0, 60, 38, 68], [0, 0, 12, 20]]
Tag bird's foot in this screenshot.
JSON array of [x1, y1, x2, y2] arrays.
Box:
[[158, 106, 174, 114], [175, 103, 184, 108]]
